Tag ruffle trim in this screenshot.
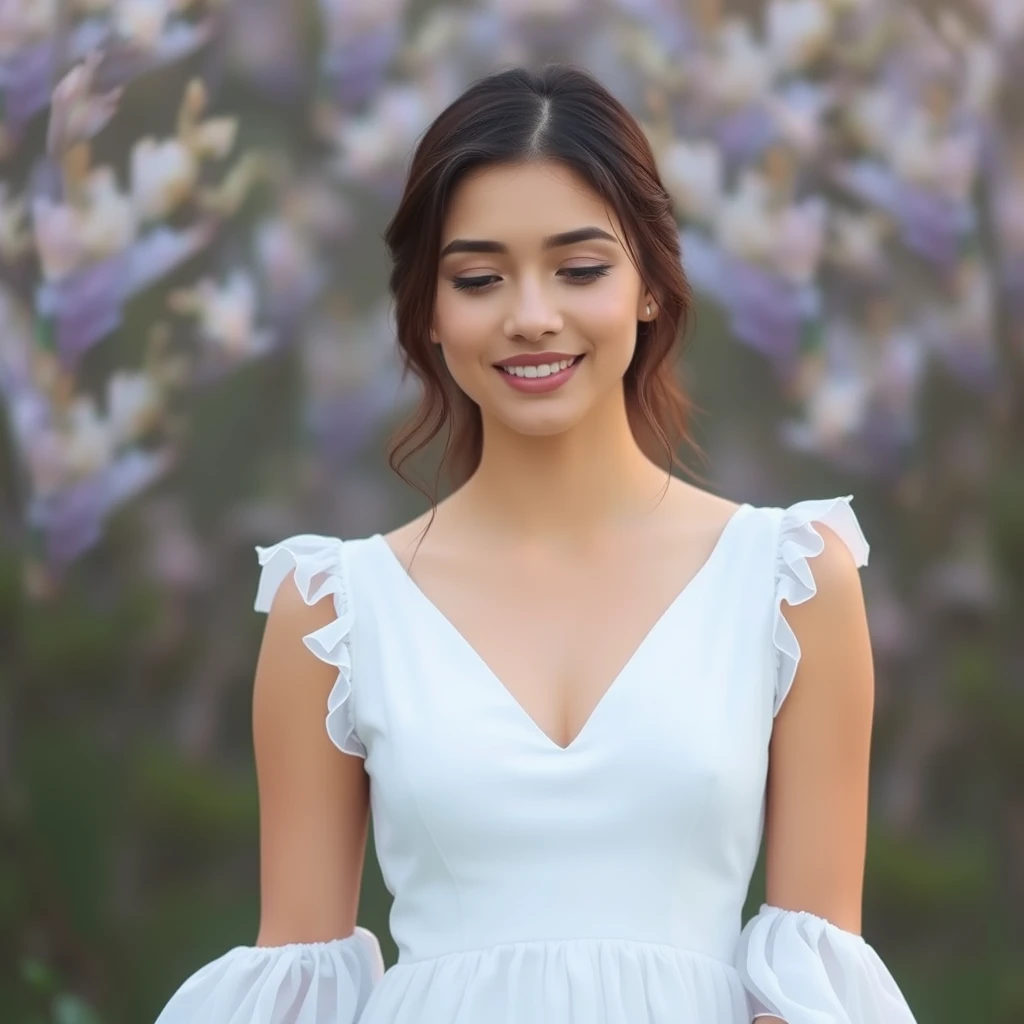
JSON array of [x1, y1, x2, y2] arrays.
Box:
[[773, 496, 870, 717], [154, 927, 384, 1024], [254, 535, 366, 758], [736, 903, 917, 1023]]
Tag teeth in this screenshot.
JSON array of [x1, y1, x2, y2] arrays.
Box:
[[500, 357, 576, 378]]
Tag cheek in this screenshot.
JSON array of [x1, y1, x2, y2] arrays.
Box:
[[587, 292, 636, 325], [576, 281, 641, 353], [433, 289, 495, 361]]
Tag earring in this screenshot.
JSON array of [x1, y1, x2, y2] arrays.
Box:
[[645, 304, 652, 317]]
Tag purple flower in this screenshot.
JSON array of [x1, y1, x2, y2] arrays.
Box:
[[35, 248, 131, 366], [834, 160, 975, 270]]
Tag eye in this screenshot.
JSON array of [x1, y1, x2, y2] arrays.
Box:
[[451, 274, 500, 292], [450, 265, 612, 293], [560, 264, 612, 285]]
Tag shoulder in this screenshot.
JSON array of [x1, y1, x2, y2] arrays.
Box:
[[657, 479, 748, 545], [756, 495, 872, 716], [252, 532, 370, 757], [779, 519, 870, 668]]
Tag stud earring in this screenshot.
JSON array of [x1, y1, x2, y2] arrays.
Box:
[[645, 304, 652, 317]]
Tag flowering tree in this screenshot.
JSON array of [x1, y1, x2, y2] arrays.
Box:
[[1, 2, 1021, 1022]]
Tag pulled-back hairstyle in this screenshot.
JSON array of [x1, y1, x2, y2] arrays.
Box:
[[384, 63, 696, 498]]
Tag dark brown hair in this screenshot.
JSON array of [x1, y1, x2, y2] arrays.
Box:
[[384, 63, 696, 499]]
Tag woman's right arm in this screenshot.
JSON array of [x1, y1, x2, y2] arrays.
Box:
[[253, 573, 370, 945], [154, 555, 384, 1024]]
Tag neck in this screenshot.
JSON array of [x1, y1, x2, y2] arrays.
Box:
[[458, 391, 672, 541]]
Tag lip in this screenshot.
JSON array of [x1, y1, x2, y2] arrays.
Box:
[[493, 351, 581, 368], [495, 354, 583, 394]]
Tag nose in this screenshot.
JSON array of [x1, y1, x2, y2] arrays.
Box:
[[503, 276, 563, 343]]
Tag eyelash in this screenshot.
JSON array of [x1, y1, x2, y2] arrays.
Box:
[[451, 265, 612, 293]]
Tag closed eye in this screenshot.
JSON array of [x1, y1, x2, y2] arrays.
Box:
[[451, 265, 613, 293]]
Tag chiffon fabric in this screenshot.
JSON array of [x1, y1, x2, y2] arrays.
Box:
[[154, 497, 919, 1024]]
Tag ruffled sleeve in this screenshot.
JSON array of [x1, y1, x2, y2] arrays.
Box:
[[735, 903, 918, 1023], [154, 928, 385, 1024], [254, 534, 366, 758], [772, 496, 870, 717]]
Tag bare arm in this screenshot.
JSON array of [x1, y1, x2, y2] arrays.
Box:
[[747, 524, 873, 1024], [763, 522, 874, 932], [252, 570, 370, 946]]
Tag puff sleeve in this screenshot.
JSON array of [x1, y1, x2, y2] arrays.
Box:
[[736, 904, 917, 1023], [153, 929, 384, 1024]]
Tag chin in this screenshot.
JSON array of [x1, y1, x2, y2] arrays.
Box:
[[485, 396, 595, 440], [499, 413, 581, 439]]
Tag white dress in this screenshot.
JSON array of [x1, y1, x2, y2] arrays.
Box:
[[154, 496, 920, 1024]]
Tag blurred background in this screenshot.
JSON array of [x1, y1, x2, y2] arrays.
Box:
[[1, 1, 1022, 1022]]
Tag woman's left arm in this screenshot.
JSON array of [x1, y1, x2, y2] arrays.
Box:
[[735, 523, 918, 1023]]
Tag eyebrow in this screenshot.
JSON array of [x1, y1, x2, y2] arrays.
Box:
[[439, 226, 619, 258]]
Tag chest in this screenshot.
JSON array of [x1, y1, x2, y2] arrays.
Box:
[[384, 532, 733, 751], [355, 550, 775, 874]]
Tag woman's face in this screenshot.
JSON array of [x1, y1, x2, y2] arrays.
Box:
[[432, 160, 656, 440]]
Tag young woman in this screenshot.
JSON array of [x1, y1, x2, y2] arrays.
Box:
[[155, 65, 919, 1023]]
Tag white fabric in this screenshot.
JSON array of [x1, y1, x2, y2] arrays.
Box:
[[738, 904, 918, 1023], [154, 497, 917, 1024], [772, 496, 871, 717], [153, 928, 384, 1024], [254, 535, 365, 756]]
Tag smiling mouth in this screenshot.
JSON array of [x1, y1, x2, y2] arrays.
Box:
[[496, 355, 584, 379]]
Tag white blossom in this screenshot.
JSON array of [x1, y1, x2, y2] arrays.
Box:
[[660, 138, 723, 225], [702, 17, 775, 109], [171, 270, 272, 359], [767, 0, 833, 72], [807, 369, 869, 445], [130, 137, 198, 221], [63, 395, 115, 479], [331, 84, 435, 180], [107, 369, 163, 447], [79, 166, 138, 260], [715, 170, 776, 264], [827, 209, 889, 276], [48, 53, 123, 154], [32, 197, 89, 281], [114, 0, 177, 48]]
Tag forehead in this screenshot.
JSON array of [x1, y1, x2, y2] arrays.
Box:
[[441, 160, 624, 244]]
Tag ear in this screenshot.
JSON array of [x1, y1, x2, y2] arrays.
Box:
[[639, 296, 657, 321], [429, 326, 440, 344]]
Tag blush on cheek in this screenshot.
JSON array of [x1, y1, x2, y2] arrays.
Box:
[[573, 282, 637, 324], [433, 305, 491, 359], [576, 296, 640, 348]]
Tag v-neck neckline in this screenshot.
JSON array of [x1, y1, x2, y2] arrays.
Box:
[[370, 504, 751, 754]]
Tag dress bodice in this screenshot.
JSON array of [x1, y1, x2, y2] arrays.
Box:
[[344, 502, 774, 967]]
